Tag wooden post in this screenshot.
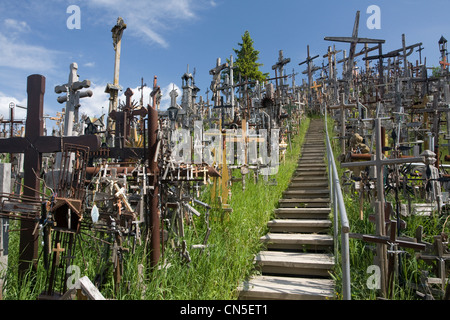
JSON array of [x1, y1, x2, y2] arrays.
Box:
[[148, 76, 160, 269]]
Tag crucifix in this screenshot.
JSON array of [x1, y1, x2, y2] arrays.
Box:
[[138, 77, 147, 108], [341, 118, 424, 297], [209, 58, 229, 108], [106, 17, 127, 146], [0, 75, 101, 279]]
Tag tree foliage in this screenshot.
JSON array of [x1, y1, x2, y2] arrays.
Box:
[[232, 30, 268, 84]]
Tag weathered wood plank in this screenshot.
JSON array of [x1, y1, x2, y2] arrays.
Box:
[[239, 275, 335, 300]]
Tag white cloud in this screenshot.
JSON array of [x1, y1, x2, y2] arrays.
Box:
[[87, 0, 217, 48], [0, 93, 28, 123], [4, 19, 31, 34], [0, 32, 60, 73], [84, 62, 96, 68]]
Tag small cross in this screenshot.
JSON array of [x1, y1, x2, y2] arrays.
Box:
[[440, 55, 450, 70], [2, 219, 9, 234], [52, 242, 65, 267]]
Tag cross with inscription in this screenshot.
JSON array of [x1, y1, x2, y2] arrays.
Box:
[[0, 75, 101, 279]]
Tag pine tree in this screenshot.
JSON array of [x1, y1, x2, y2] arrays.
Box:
[[232, 30, 268, 85]]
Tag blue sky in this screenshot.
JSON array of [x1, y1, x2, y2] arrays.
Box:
[[0, 0, 449, 129]]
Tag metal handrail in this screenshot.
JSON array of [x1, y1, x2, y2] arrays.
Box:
[[324, 109, 351, 300]]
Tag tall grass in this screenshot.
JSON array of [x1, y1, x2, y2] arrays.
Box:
[[2, 117, 311, 300], [326, 113, 450, 300]]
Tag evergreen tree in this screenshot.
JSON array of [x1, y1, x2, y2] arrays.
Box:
[[232, 30, 268, 85]]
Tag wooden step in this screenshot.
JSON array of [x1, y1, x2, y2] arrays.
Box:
[[293, 171, 327, 177], [260, 233, 333, 251], [274, 207, 331, 219], [302, 150, 325, 154], [255, 251, 335, 277], [283, 189, 329, 197], [290, 176, 328, 181], [289, 180, 328, 189], [238, 275, 335, 300], [297, 160, 324, 164], [267, 219, 331, 233], [279, 197, 329, 206], [297, 166, 326, 171]]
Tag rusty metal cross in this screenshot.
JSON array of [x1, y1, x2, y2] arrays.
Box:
[[0, 75, 100, 278]]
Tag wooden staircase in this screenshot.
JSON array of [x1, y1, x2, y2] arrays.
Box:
[[238, 119, 336, 300]]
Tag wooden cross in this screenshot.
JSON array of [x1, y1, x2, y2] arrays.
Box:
[[138, 77, 147, 107], [323, 45, 342, 81], [52, 242, 65, 267], [209, 58, 229, 108], [310, 81, 322, 92], [409, 93, 450, 167], [272, 50, 291, 94], [352, 220, 426, 297], [417, 234, 450, 292], [299, 45, 319, 106], [440, 55, 450, 71], [416, 44, 424, 65], [0, 75, 101, 278], [324, 10, 385, 95], [327, 93, 358, 154], [341, 118, 424, 297]]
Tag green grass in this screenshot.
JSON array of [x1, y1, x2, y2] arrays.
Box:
[[2, 117, 311, 300], [326, 113, 450, 300]]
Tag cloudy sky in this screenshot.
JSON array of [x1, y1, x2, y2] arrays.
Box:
[[0, 0, 449, 130]]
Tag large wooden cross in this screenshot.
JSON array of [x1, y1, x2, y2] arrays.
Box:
[[0, 75, 101, 278], [272, 50, 291, 98], [352, 220, 426, 297], [324, 11, 385, 88], [299, 45, 319, 107], [341, 118, 424, 297]]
